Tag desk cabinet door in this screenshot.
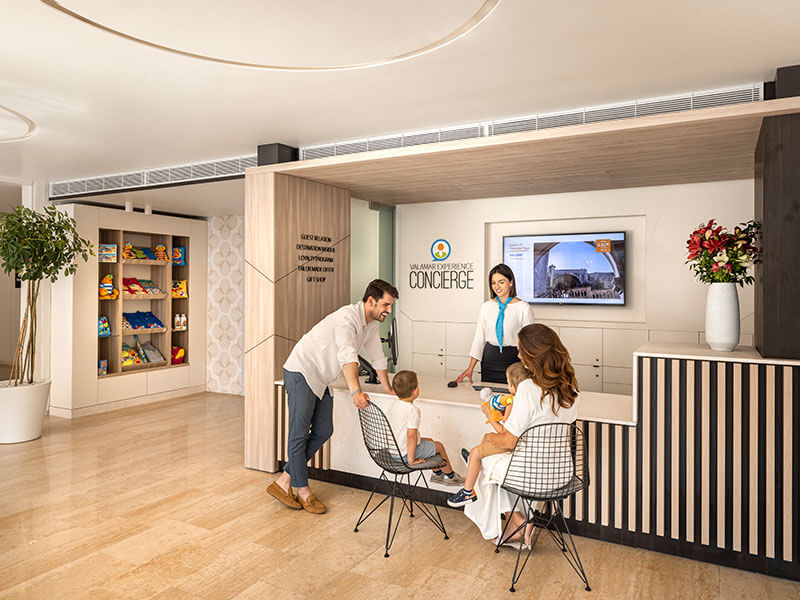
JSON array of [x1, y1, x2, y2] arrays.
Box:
[[574, 364, 603, 393], [412, 353, 445, 377]]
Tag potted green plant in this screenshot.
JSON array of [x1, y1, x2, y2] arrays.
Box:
[[0, 205, 92, 443]]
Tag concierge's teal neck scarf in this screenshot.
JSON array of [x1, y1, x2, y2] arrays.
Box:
[[495, 296, 513, 353]]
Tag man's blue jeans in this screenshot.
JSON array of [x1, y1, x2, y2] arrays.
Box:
[[283, 369, 334, 488]]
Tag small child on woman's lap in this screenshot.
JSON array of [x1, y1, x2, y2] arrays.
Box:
[[387, 370, 464, 485], [448, 362, 528, 507]]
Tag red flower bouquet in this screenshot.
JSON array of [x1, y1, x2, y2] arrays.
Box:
[[686, 219, 760, 285]]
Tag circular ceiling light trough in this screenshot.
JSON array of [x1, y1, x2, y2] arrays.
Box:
[[0, 104, 38, 143], [41, 0, 502, 71]]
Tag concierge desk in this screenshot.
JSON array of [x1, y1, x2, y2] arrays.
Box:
[[273, 343, 799, 580]]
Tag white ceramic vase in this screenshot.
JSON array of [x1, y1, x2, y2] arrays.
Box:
[[0, 380, 51, 444], [705, 282, 740, 352]]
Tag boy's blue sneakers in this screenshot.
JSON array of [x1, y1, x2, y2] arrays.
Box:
[[447, 487, 477, 508], [461, 448, 470, 464]]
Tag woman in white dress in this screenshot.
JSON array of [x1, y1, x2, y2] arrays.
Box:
[[463, 323, 580, 545], [454, 264, 534, 385]]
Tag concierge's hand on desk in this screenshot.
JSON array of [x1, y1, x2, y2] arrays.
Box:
[[454, 367, 474, 384], [352, 390, 370, 410]]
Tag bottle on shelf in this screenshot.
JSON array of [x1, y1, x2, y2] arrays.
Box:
[[180, 314, 187, 329], [174, 313, 181, 330]]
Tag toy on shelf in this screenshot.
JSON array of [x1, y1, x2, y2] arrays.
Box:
[[154, 244, 168, 261], [98, 316, 111, 337], [123, 243, 158, 260], [122, 311, 164, 331], [98, 359, 108, 376], [99, 274, 119, 300], [171, 345, 185, 365], [98, 244, 117, 263], [172, 246, 186, 266], [171, 280, 188, 298], [121, 343, 142, 366], [123, 277, 147, 295], [122, 242, 136, 259]]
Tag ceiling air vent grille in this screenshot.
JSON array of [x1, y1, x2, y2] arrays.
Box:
[[537, 110, 585, 130], [302, 145, 336, 160], [635, 95, 692, 116], [440, 124, 481, 142], [49, 154, 257, 199], [585, 103, 636, 123], [491, 116, 538, 136], [368, 135, 403, 151], [336, 140, 369, 155]]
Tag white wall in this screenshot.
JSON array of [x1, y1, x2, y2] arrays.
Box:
[[207, 215, 244, 395], [395, 180, 755, 394], [0, 185, 21, 364]]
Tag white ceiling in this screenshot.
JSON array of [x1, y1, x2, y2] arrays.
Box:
[[0, 0, 798, 189]]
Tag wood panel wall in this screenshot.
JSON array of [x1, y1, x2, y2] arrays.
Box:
[[564, 356, 798, 580], [244, 172, 350, 471]]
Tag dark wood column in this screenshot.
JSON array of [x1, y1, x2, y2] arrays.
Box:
[[754, 112, 800, 359]]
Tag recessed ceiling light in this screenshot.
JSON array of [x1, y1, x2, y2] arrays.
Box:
[[0, 104, 37, 143], [41, 0, 502, 71]]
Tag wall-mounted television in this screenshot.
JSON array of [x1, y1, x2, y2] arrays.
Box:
[[503, 232, 626, 305]]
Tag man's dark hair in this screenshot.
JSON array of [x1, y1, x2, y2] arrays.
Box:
[[391, 370, 418, 399], [362, 279, 399, 303]]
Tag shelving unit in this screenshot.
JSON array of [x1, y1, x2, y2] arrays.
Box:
[[96, 229, 191, 377]]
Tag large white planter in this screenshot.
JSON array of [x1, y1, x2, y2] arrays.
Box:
[[0, 380, 51, 444], [705, 283, 740, 352]]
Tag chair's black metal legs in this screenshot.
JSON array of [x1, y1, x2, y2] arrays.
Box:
[[354, 470, 448, 558], [495, 499, 590, 593]]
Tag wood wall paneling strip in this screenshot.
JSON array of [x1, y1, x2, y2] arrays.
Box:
[[717, 362, 726, 549], [783, 367, 793, 562], [656, 358, 666, 537], [628, 423, 636, 532], [671, 359, 680, 540], [615, 423, 623, 530], [792, 366, 799, 568], [701, 361, 711, 546], [750, 364, 759, 555], [774, 366, 784, 561], [766, 365, 776, 559], [602, 423, 610, 527], [641, 357, 650, 534], [687, 360, 696, 543], [589, 421, 598, 524], [757, 364, 767, 557], [678, 360, 688, 542], [733, 362, 743, 552]]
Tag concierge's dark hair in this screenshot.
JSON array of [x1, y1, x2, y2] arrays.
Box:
[[488, 263, 517, 298]]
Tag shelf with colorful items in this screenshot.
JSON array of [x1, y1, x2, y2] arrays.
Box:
[[120, 241, 171, 265], [121, 334, 168, 372], [171, 239, 189, 366]]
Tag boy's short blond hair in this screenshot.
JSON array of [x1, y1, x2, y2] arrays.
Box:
[[392, 370, 419, 399], [506, 362, 529, 389]]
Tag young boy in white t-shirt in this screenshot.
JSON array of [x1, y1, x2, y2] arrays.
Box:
[[387, 370, 464, 485]]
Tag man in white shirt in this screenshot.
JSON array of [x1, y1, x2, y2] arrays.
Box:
[[267, 279, 398, 514]]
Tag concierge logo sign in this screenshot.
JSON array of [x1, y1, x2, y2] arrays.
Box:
[[408, 239, 474, 290]]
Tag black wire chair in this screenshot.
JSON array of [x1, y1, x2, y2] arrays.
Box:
[[495, 422, 590, 593], [354, 402, 449, 557]]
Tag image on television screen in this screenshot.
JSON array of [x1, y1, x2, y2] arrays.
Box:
[[503, 232, 626, 305]]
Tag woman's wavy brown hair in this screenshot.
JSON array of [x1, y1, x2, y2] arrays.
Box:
[[516, 323, 579, 414]]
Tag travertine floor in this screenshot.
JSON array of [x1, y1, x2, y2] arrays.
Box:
[[1, 393, 797, 599]]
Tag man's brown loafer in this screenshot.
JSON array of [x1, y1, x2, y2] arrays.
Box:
[[299, 493, 327, 514], [266, 482, 302, 510]]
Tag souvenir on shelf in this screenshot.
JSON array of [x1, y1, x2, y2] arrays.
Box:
[[98, 359, 108, 376], [122, 311, 164, 331], [171, 280, 188, 298], [141, 341, 165, 363], [98, 244, 117, 263], [121, 343, 142, 366], [138, 279, 164, 295], [121, 242, 136, 259], [172, 246, 186, 266], [98, 274, 118, 299], [154, 244, 168, 261], [171, 345, 185, 365], [98, 316, 111, 337], [123, 277, 147, 295], [123, 243, 158, 260], [173, 313, 187, 331]]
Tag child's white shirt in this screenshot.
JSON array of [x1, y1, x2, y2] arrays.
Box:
[[503, 378, 579, 436], [387, 399, 421, 455]]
